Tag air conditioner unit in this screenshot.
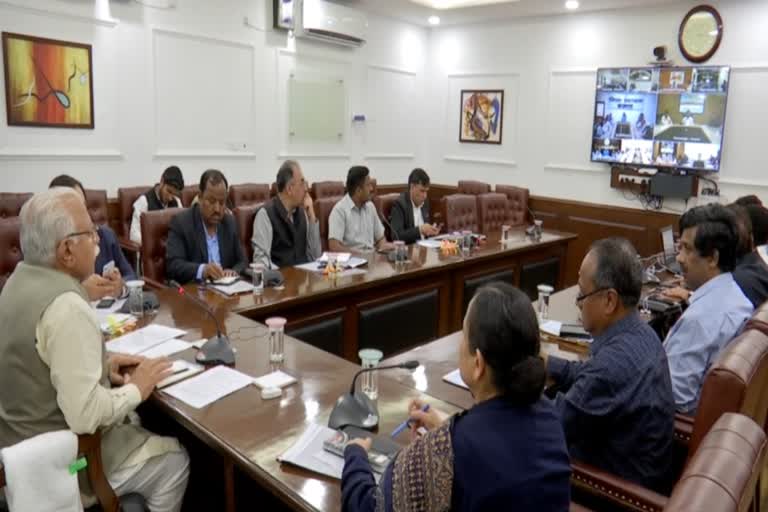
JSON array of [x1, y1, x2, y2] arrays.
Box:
[[296, 0, 367, 48]]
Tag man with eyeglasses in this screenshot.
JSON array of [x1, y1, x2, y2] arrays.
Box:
[[0, 188, 189, 510], [49, 175, 136, 301], [544, 238, 675, 491], [166, 169, 247, 284]]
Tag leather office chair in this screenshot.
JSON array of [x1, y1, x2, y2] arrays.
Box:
[[457, 180, 491, 196], [84, 190, 108, 226], [233, 204, 261, 263], [373, 193, 399, 241], [117, 187, 150, 239], [0, 217, 22, 293], [369, 178, 377, 197], [315, 196, 341, 251], [495, 185, 530, 226], [228, 184, 270, 208], [180, 186, 198, 208], [0, 431, 146, 512], [139, 209, 180, 287], [441, 194, 479, 233], [270, 182, 277, 198], [572, 325, 768, 511], [0, 193, 32, 219], [476, 192, 511, 234], [311, 181, 345, 200]]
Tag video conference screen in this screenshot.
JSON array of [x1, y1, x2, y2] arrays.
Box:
[[590, 66, 730, 172]]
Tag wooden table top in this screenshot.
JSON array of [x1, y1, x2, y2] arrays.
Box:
[[189, 229, 575, 316], [143, 289, 461, 512]]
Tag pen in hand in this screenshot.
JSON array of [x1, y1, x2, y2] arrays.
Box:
[[391, 404, 430, 438]]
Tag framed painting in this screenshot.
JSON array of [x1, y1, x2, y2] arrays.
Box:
[[2, 32, 94, 129], [459, 89, 503, 144]]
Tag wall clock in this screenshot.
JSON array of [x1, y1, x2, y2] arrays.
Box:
[[679, 5, 723, 63]]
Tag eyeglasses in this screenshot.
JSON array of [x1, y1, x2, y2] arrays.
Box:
[[65, 226, 98, 241], [575, 287, 611, 305]]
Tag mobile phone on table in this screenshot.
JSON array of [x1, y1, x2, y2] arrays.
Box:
[[96, 297, 116, 309]]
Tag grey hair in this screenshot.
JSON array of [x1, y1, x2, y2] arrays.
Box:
[[19, 188, 81, 267], [589, 237, 643, 308]]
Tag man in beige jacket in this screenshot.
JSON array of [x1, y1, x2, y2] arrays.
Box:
[[0, 188, 189, 511]]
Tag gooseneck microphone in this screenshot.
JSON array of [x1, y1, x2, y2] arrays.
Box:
[[328, 360, 421, 431], [169, 280, 235, 365]]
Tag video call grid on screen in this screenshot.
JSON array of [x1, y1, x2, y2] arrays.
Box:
[[590, 66, 730, 172]]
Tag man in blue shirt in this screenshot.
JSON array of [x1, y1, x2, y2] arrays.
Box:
[[664, 204, 753, 415], [546, 238, 675, 491], [49, 175, 136, 300]]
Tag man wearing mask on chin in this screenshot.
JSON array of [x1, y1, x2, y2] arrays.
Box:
[[49, 175, 136, 301], [166, 169, 247, 284]]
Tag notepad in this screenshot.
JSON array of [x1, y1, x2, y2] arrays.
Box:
[[539, 320, 562, 337], [417, 240, 442, 249], [213, 276, 239, 285], [319, 252, 351, 263], [210, 280, 254, 296], [106, 324, 187, 355], [163, 366, 253, 409], [442, 369, 469, 390], [252, 370, 297, 389]]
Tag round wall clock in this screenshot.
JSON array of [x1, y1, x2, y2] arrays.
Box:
[[679, 5, 723, 63]]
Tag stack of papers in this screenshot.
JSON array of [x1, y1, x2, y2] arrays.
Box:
[[252, 370, 297, 389], [319, 252, 351, 263], [141, 338, 193, 358], [163, 366, 253, 409], [442, 369, 469, 390], [213, 276, 239, 285], [417, 240, 442, 249], [278, 423, 347, 480], [539, 320, 562, 337], [210, 280, 254, 295], [105, 324, 187, 355], [158, 360, 205, 389]]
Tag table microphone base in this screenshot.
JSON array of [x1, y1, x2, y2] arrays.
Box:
[[195, 334, 236, 366], [328, 392, 379, 431]]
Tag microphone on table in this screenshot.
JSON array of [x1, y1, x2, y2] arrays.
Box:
[[328, 360, 420, 430], [378, 212, 402, 263], [525, 206, 542, 240], [250, 237, 285, 287], [169, 280, 235, 366]]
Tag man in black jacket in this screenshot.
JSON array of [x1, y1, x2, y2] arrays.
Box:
[[166, 169, 247, 283], [389, 168, 440, 244]]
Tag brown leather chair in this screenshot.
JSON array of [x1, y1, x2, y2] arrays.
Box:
[[495, 185, 530, 226], [457, 180, 491, 196], [84, 189, 108, 226], [311, 181, 345, 200], [117, 186, 151, 238], [369, 178, 377, 197], [140, 209, 181, 287], [0, 217, 22, 293], [270, 182, 278, 198], [0, 431, 145, 512], [664, 413, 766, 512], [0, 193, 32, 219], [572, 324, 768, 511], [228, 184, 270, 208], [233, 204, 261, 263], [181, 185, 198, 207], [476, 192, 511, 234], [315, 196, 341, 251], [373, 193, 400, 241], [441, 194, 479, 233]]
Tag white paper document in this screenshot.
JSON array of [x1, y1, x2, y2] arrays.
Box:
[[442, 369, 469, 390], [213, 276, 239, 285], [141, 338, 193, 358], [105, 324, 187, 355], [210, 280, 254, 296], [157, 360, 205, 389], [279, 423, 344, 480], [319, 252, 351, 263], [253, 370, 297, 389], [417, 240, 442, 249], [162, 366, 253, 409], [539, 320, 562, 337]]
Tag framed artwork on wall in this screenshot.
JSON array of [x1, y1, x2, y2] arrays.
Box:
[[459, 89, 503, 144], [2, 32, 94, 129]]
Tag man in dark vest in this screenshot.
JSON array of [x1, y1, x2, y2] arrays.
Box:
[[252, 160, 321, 268], [129, 165, 184, 246], [0, 188, 189, 509]]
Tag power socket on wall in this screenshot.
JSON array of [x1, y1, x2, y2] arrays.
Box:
[[610, 167, 650, 194]]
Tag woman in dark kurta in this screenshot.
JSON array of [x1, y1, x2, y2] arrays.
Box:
[[341, 282, 572, 512]]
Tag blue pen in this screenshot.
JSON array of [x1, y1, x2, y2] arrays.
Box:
[[391, 404, 430, 438]]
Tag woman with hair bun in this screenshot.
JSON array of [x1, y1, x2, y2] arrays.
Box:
[[341, 282, 571, 512]]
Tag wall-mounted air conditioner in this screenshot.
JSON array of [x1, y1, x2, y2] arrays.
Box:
[[296, 0, 368, 48]]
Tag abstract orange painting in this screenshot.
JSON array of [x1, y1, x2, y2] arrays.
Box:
[[2, 32, 94, 128]]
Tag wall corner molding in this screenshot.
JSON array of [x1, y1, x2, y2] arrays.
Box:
[[443, 155, 517, 167], [543, 163, 605, 174], [153, 150, 256, 159], [0, 148, 124, 160]]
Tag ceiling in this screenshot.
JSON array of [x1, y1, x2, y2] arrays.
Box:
[[331, 0, 678, 26]]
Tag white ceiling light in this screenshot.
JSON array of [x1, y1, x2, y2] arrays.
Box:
[[565, 0, 580, 9], [428, 15, 441, 25]]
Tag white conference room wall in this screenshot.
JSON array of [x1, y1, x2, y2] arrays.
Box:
[[0, 0, 429, 194], [422, 0, 768, 210]]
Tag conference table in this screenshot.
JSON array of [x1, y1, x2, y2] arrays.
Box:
[[139, 288, 463, 512], [190, 228, 576, 361]]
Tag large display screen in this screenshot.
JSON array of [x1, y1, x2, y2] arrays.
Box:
[[590, 66, 730, 172]]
